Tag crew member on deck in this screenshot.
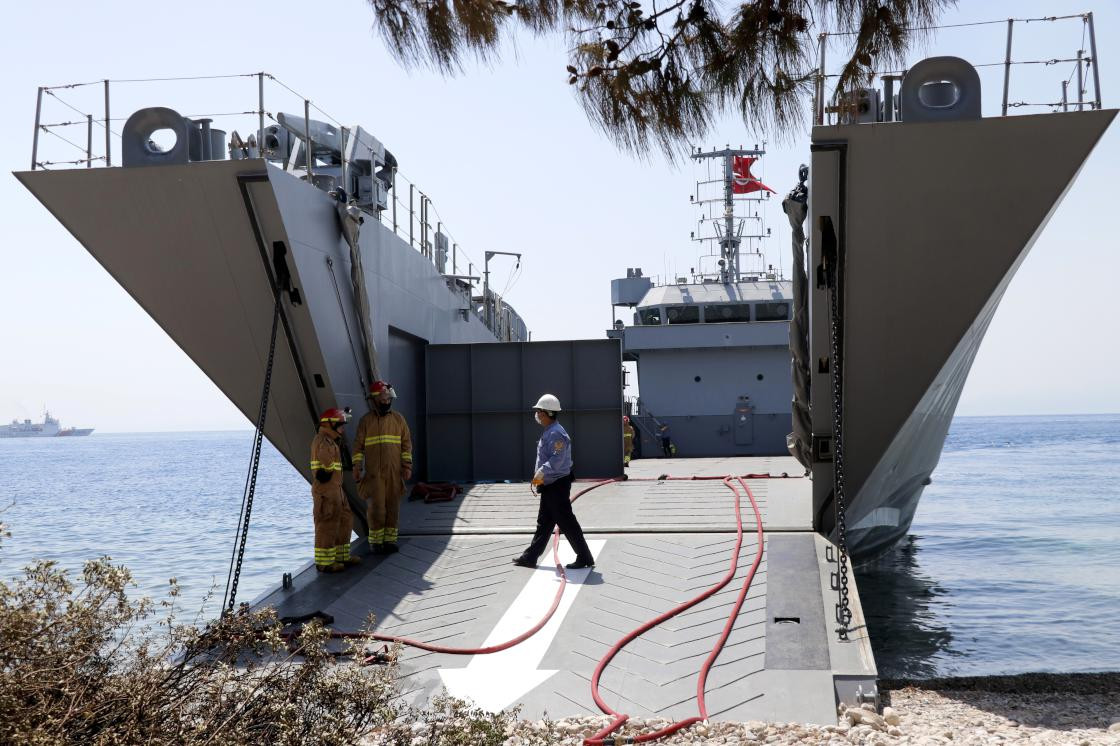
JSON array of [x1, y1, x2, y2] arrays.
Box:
[[353, 381, 413, 555], [623, 415, 635, 467], [311, 408, 359, 572], [512, 394, 596, 570], [659, 422, 675, 458]]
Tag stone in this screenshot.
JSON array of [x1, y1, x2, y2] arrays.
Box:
[[1109, 722, 1120, 734], [883, 707, 901, 727]]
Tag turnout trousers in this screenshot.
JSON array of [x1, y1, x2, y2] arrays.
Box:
[[313, 493, 351, 567], [519, 474, 594, 564], [360, 471, 403, 546]]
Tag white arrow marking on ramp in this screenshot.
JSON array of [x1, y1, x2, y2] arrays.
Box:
[[438, 538, 605, 712]]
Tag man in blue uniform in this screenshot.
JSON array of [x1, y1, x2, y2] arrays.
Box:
[[512, 394, 596, 570]]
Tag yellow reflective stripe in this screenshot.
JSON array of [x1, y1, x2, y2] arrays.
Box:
[[310, 460, 323, 468], [353, 453, 364, 462], [363, 435, 402, 445], [310, 462, 343, 471], [400, 452, 413, 463]]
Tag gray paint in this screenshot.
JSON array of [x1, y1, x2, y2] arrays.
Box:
[[251, 456, 877, 723], [764, 534, 829, 670], [16, 160, 523, 502], [808, 108, 1117, 558], [426, 339, 624, 481]]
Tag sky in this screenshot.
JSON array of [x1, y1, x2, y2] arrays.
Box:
[[0, 0, 1116, 432]]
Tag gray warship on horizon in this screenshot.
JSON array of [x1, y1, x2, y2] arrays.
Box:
[[1, 410, 93, 438]]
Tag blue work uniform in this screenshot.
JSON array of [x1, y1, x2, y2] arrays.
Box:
[[536, 422, 574, 485], [660, 423, 673, 457], [516, 420, 595, 565]]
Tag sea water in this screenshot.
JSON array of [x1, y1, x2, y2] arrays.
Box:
[[1, 415, 1117, 677]]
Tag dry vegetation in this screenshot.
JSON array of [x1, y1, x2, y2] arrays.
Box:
[[0, 520, 536, 745]]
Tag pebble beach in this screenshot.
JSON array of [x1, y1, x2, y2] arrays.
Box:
[[379, 674, 1120, 745]]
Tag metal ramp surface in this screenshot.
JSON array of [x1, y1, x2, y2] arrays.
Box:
[[252, 456, 877, 723]]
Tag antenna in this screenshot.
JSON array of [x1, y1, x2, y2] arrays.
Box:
[[689, 144, 769, 283]]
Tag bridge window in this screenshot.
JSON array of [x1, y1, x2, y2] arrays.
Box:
[[755, 302, 790, 321], [666, 305, 700, 324], [638, 307, 662, 325], [704, 304, 751, 323]]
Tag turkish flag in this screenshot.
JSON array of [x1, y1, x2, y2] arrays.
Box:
[[731, 156, 774, 195]]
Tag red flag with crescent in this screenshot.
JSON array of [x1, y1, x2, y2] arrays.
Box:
[[731, 156, 774, 195]]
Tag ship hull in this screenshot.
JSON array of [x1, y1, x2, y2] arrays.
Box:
[[16, 160, 505, 484], [808, 109, 1117, 562]]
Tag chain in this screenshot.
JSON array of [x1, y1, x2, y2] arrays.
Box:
[[223, 294, 282, 615], [826, 249, 852, 640]]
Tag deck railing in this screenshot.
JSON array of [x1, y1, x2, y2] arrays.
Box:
[[27, 72, 525, 342], [813, 11, 1103, 126]]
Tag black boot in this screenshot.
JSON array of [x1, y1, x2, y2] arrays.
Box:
[[565, 557, 595, 570], [512, 556, 537, 568]]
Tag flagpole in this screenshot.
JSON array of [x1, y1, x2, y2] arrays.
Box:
[[723, 151, 737, 282]]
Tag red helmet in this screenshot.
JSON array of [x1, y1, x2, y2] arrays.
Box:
[[319, 407, 351, 424], [622, 415, 630, 424], [369, 380, 397, 398]]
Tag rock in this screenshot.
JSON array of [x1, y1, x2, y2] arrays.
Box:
[[883, 707, 900, 727], [1109, 722, 1120, 734], [887, 726, 902, 737]]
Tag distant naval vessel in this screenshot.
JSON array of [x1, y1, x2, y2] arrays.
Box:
[[1, 411, 93, 438]]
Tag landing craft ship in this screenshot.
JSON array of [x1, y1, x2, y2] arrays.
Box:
[[13, 28, 1117, 726]]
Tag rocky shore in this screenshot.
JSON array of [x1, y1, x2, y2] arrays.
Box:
[[484, 673, 1120, 745]]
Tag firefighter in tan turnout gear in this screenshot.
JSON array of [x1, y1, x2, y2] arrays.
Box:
[[353, 381, 413, 555], [311, 407, 359, 572]]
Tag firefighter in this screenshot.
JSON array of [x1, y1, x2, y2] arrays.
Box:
[[311, 407, 358, 572], [622, 415, 635, 467], [353, 381, 413, 555], [512, 394, 595, 570]]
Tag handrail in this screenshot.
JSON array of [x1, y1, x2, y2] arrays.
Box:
[[27, 71, 527, 342], [814, 11, 1103, 125]]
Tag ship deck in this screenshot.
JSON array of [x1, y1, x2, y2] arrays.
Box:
[[251, 456, 877, 724]]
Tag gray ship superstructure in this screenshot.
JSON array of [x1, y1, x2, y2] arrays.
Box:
[[1, 411, 93, 438], [610, 147, 793, 458]]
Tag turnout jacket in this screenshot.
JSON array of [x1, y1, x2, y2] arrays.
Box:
[[352, 410, 413, 476], [310, 425, 344, 499]]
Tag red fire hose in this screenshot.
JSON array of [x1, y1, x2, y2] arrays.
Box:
[[288, 479, 619, 662], [582, 476, 766, 745]]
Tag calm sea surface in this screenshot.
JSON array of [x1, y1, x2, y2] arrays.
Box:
[[1, 415, 1117, 678]]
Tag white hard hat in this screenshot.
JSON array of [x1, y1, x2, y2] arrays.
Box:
[[532, 393, 562, 412]]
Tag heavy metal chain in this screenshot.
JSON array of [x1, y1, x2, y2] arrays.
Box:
[[826, 259, 852, 640], [223, 295, 282, 615]]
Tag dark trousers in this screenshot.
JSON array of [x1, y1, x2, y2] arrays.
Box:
[[520, 474, 594, 563], [661, 437, 672, 457]]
